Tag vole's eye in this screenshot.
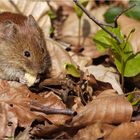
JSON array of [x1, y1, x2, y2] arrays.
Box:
[[24, 51, 31, 57]]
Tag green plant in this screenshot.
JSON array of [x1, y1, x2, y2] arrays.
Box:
[[104, 6, 123, 23], [94, 27, 140, 88], [74, 0, 88, 47], [47, 10, 57, 37], [64, 63, 80, 78]]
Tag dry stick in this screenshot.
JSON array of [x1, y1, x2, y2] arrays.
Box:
[[114, 4, 136, 28], [30, 101, 76, 116], [73, 0, 122, 44], [74, 0, 136, 44]]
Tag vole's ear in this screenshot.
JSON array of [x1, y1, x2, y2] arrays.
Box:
[[2, 20, 17, 38], [27, 15, 38, 27]]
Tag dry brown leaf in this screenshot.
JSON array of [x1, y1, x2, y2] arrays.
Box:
[[15, 127, 31, 140], [0, 80, 71, 128], [0, 102, 18, 139], [61, 6, 108, 38], [118, 15, 140, 53], [71, 89, 132, 127], [49, 0, 73, 12], [69, 51, 92, 68], [0, 0, 51, 38], [46, 38, 74, 78], [106, 121, 140, 140], [73, 123, 114, 140], [58, 6, 109, 58], [84, 65, 123, 94]]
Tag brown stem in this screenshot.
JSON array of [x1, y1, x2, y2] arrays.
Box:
[[114, 4, 136, 27], [78, 18, 81, 46], [30, 101, 76, 116], [74, 1, 136, 44], [73, 0, 122, 44]]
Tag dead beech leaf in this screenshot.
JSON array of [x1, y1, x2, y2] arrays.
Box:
[[69, 51, 92, 69], [71, 89, 132, 127], [0, 0, 51, 38], [60, 6, 108, 38], [84, 65, 123, 94], [0, 102, 18, 139], [0, 80, 71, 128], [58, 6, 109, 58], [46, 38, 74, 78], [106, 121, 140, 140], [73, 123, 114, 140], [15, 127, 31, 140], [118, 15, 140, 53]]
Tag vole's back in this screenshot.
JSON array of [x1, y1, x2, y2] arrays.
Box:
[[0, 12, 27, 25]]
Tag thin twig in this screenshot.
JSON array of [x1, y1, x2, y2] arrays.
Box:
[[30, 101, 76, 116], [73, 0, 122, 44], [114, 4, 136, 27]]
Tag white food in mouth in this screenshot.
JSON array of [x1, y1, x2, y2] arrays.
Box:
[[24, 73, 36, 87]]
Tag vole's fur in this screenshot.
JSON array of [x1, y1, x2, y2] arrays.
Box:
[[0, 12, 51, 85]]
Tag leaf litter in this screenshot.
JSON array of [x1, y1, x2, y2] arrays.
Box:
[[0, 0, 140, 139]]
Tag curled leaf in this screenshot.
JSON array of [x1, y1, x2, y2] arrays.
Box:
[[64, 63, 80, 78], [107, 121, 140, 140], [71, 89, 132, 127]]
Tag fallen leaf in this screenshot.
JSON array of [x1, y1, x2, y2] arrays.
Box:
[[15, 127, 31, 140], [106, 121, 140, 140], [69, 51, 92, 68], [0, 0, 51, 37], [58, 5, 109, 58], [118, 15, 140, 53], [71, 89, 132, 127], [0, 80, 71, 139], [84, 65, 123, 94], [73, 123, 114, 140], [0, 102, 18, 139], [46, 38, 74, 78]]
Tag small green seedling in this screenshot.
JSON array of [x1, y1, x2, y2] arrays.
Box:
[[64, 63, 80, 78], [47, 10, 57, 37], [94, 26, 140, 88], [74, 0, 88, 47], [47, 10, 57, 19], [127, 92, 140, 106]]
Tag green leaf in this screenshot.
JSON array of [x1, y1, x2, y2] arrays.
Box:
[[124, 53, 140, 77], [74, 0, 88, 19], [93, 26, 124, 52], [49, 26, 55, 36], [64, 63, 80, 78], [94, 27, 140, 77], [104, 6, 123, 23], [131, 98, 140, 106], [125, 4, 140, 21], [47, 10, 57, 19], [127, 93, 134, 102]]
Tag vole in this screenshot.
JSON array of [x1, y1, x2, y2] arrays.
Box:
[[0, 12, 51, 86]]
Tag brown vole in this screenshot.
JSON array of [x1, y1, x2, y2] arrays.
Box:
[[0, 12, 51, 86]]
